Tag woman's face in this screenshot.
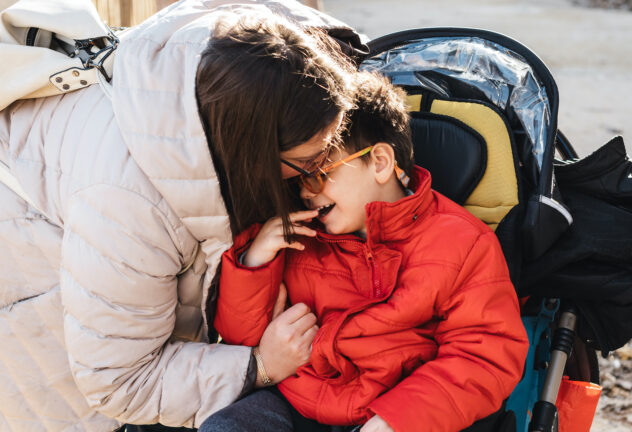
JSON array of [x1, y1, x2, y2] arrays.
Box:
[[279, 112, 344, 179]]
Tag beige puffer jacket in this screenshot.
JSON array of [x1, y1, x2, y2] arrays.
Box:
[[0, 1, 356, 430]]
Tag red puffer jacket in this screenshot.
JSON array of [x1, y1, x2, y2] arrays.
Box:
[[215, 167, 528, 432]]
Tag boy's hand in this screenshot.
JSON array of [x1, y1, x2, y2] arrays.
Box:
[[361, 415, 394, 432], [244, 210, 318, 267]]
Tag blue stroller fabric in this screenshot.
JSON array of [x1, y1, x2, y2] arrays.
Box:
[[506, 301, 556, 432]]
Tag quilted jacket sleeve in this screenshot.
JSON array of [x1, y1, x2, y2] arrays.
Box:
[[215, 225, 285, 346], [368, 231, 529, 432], [60, 185, 252, 428]]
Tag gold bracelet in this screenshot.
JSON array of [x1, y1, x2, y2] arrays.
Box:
[[253, 346, 271, 385]]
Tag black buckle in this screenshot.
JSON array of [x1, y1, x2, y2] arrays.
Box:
[[71, 27, 119, 82]]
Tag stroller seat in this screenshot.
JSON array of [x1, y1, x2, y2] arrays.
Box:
[[406, 93, 520, 231]]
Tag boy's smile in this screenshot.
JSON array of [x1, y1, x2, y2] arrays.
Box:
[[300, 145, 405, 237], [315, 203, 335, 218], [300, 150, 369, 236]]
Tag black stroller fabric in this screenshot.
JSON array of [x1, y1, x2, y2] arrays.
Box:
[[520, 136, 632, 354], [410, 111, 487, 205]]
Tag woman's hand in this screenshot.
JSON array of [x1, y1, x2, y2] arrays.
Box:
[[361, 415, 394, 432], [244, 210, 318, 267], [256, 283, 318, 387]]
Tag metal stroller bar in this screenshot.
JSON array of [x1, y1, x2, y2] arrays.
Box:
[[529, 305, 578, 432]]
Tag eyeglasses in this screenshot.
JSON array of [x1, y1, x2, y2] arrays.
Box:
[[280, 146, 331, 178], [282, 146, 411, 194], [282, 146, 374, 194]]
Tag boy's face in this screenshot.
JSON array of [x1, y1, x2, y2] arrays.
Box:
[[299, 148, 382, 237]]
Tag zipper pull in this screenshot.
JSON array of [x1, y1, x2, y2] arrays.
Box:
[[364, 246, 373, 261], [363, 247, 373, 268], [363, 247, 382, 298]]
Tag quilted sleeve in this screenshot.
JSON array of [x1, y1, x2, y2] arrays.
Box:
[[60, 185, 251, 428], [215, 225, 285, 346], [368, 231, 529, 432]]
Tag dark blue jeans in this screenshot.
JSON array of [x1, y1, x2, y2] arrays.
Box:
[[123, 425, 195, 432], [200, 387, 359, 432], [128, 392, 512, 432]]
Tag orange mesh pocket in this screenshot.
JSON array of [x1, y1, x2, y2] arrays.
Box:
[[555, 376, 602, 432]]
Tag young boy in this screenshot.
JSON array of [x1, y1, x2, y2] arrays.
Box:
[[205, 72, 529, 432]]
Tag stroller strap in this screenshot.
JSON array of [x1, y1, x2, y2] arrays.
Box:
[[0, 0, 118, 111]]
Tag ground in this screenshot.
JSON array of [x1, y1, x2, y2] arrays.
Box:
[[593, 346, 632, 431], [320, 0, 632, 430]]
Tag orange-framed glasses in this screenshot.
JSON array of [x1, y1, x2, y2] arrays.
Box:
[[281, 146, 374, 194]]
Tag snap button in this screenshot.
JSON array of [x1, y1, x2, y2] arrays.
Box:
[[80, 80, 88, 85], [62, 84, 70, 90], [55, 77, 63, 83], [72, 70, 80, 77]]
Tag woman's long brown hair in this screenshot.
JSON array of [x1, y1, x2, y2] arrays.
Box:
[[196, 15, 354, 239]]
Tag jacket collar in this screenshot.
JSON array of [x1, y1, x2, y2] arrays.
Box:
[[364, 166, 434, 245], [315, 166, 434, 245]]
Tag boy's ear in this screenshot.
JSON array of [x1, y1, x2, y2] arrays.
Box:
[[370, 143, 396, 185]]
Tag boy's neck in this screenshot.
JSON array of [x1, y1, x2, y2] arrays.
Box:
[[355, 175, 408, 239], [381, 175, 408, 203]]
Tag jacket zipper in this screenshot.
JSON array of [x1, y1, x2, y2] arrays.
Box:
[[313, 236, 386, 371], [363, 247, 382, 299], [317, 235, 381, 299]]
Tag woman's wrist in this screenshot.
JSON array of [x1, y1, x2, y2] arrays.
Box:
[[253, 346, 273, 388]]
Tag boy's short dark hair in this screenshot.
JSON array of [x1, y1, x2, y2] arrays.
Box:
[[343, 71, 414, 179]]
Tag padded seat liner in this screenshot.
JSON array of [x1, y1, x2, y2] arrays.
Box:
[[410, 112, 486, 205]]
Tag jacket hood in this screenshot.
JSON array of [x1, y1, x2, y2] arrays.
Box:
[[111, 0, 357, 245]]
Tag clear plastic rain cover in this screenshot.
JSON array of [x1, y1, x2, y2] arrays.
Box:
[[361, 37, 552, 169]]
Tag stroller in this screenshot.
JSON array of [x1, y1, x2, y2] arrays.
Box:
[[358, 28, 624, 431]]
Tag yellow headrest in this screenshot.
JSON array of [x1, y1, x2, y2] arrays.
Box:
[[407, 94, 518, 230]]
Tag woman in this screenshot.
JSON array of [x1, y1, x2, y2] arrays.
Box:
[[0, 1, 361, 430]]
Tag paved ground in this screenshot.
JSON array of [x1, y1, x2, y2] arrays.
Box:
[[596, 347, 632, 432], [322, 0, 632, 158], [321, 1, 632, 430]]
